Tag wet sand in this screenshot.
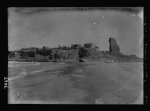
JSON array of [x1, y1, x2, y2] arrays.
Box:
[[8, 61, 143, 104]]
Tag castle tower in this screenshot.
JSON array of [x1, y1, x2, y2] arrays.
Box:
[[109, 37, 120, 54]]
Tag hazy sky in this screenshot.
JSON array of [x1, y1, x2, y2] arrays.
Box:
[[8, 9, 143, 57]]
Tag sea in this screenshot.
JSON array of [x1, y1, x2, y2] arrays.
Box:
[[8, 61, 143, 104]]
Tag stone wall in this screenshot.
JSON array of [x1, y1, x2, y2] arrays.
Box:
[[52, 49, 79, 60], [84, 43, 95, 49]]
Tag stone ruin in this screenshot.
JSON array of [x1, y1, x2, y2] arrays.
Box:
[[109, 37, 120, 54]]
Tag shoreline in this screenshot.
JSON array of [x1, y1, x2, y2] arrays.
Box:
[[8, 60, 143, 64]]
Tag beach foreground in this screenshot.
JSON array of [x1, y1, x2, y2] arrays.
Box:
[[8, 61, 143, 104]]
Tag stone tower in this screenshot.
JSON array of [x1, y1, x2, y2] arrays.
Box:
[[109, 37, 120, 54]]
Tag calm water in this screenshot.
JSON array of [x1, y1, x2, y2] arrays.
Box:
[[8, 61, 143, 104]]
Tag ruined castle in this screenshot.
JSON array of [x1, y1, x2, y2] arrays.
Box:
[[8, 37, 142, 62]]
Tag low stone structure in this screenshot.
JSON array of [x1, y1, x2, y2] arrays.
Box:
[[71, 44, 82, 49], [51, 49, 79, 61], [84, 43, 95, 49]]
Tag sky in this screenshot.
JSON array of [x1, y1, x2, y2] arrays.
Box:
[[8, 9, 143, 57]]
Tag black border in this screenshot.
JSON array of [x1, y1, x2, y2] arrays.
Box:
[[1, 0, 149, 110]]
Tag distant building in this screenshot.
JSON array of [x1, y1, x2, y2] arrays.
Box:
[[71, 44, 82, 49], [94, 46, 99, 52], [12, 50, 20, 59], [29, 47, 38, 52], [84, 43, 95, 49], [20, 48, 29, 52], [51, 49, 79, 60], [21, 47, 39, 52], [42, 46, 49, 50]]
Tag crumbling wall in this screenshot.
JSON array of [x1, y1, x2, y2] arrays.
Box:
[[109, 37, 120, 54], [54, 49, 79, 60]]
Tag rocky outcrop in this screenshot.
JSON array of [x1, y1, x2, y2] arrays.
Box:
[[109, 37, 120, 54]]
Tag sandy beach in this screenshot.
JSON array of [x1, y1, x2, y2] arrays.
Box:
[[8, 61, 143, 104]]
